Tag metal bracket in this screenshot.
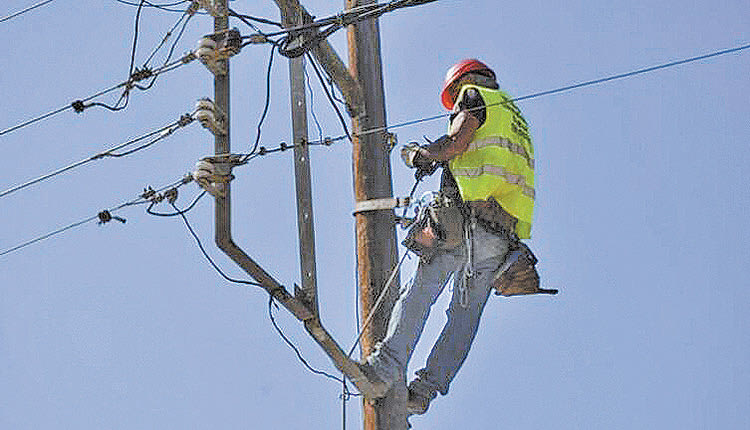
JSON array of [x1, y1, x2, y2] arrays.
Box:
[[353, 197, 410, 215]]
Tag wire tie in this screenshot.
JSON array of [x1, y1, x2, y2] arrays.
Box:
[[97, 210, 126, 225], [280, 142, 288, 151], [165, 188, 179, 205], [258, 146, 267, 155], [178, 113, 194, 127], [71, 100, 86, 113], [323, 137, 333, 146], [246, 33, 269, 45], [182, 51, 197, 64], [141, 186, 156, 201], [130, 67, 154, 82]]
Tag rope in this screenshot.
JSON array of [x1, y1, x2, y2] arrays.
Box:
[[347, 251, 410, 358]]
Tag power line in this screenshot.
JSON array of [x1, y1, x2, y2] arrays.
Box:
[[346, 41, 750, 142], [0, 114, 194, 200], [0, 52, 196, 138], [0, 0, 56, 24], [167, 198, 264, 288], [245, 44, 278, 159], [0, 175, 192, 258], [113, 0, 191, 13]]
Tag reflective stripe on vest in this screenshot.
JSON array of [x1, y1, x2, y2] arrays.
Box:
[[448, 84, 535, 238], [450, 164, 536, 199], [466, 136, 535, 169]]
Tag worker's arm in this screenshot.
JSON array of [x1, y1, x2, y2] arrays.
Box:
[[419, 110, 480, 161]]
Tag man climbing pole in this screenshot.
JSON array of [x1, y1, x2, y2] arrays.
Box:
[[357, 59, 556, 416]]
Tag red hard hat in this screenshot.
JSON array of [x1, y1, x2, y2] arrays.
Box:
[[440, 59, 495, 110]]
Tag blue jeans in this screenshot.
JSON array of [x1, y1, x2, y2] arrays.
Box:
[[366, 221, 511, 397]]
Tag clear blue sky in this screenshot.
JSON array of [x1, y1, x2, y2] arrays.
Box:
[[1, 1, 748, 429]]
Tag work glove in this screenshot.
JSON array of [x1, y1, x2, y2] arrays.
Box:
[[400, 142, 432, 169]]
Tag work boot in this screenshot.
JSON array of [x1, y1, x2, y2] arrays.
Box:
[[355, 361, 392, 399], [407, 387, 436, 416]]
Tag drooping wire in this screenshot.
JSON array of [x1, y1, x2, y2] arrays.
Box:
[[305, 52, 352, 142], [136, 7, 196, 91], [244, 43, 278, 160], [228, 8, 282, 32], [167, 199, 264, 288], [303, 61, 324, 144], [140, 7, 190, 70], [147, 190, 206, 217], [112, 0, 191, 13], [267, 295, 350, 386], [0, 176, 192, 258], [0, 114, 194, 200], [0, 0, 57, 24], [0, 52, 195, 138]]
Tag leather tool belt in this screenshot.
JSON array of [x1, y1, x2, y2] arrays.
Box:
[[402, 194, 464, 261]]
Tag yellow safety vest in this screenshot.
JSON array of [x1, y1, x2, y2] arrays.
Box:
[[448, 84, 535, 238]]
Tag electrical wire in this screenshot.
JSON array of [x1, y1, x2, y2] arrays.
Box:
[[0, 115, 193, 200], [228, 8, 282, 32], [0, 176, 191, 258], [147, 190, 206, 216], [136, 7, 195, 91], [337, 41, 750, 143], [268, 296, 350, 386], [0, 52, 195, 138], [305, 52, 352, 142], [0, 0, 56, 24], [244, 44, 278, 160], [141, 7, 189, 68], [168, 199, 264, 288], [303, 61, 324, 144], [113, 0, 191, 13]]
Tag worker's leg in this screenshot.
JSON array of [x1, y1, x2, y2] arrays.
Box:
[[365, 249, 464, 384], [409, 225, 509, 399]]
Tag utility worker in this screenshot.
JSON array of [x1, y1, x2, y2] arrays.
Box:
[[358, 59, 555, 416]]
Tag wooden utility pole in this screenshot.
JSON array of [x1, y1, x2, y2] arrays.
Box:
[[347, 1, 408, 428]]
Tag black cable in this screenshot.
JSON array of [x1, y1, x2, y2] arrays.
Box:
[[147, 190, 206, 216], [170, 200, 264, 288], [1, 52, 194, 138], [303, 62, 324, 143], [141, 8, 188, 69], [0, 177, 190, 258], [267, 296, 352, 387], [228, 8, 282, 31], [136, 9, 194, 91], [0, 0, 57, 24], [113, 0, 190, 13], [305, 52, 352, 142], [247, 44, 277, 159]]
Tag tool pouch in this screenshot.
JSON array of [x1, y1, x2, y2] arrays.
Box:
[[403, 205, 464, 261], [492, 242, 558, 297]]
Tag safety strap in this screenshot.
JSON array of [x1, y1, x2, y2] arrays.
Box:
[[353, 197, 411, 215]]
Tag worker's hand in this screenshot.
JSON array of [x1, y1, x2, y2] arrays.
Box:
[[400, 142, 432, 169]]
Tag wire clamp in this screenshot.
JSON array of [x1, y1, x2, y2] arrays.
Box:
[[385, 132, 398, 153], [194, 98, 226, 136], [97, 210, 126, 225]]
